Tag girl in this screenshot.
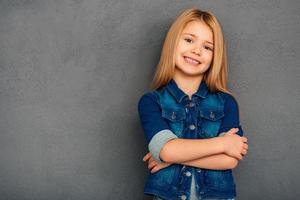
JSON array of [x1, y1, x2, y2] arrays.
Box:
[[138, 7, 248, 200]]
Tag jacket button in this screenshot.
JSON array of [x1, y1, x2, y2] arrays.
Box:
[[189, 102, 195, 107], [185, 171, 191, 177], [189, 124, 196, 130], [209, 111, 215, 119], [179, 195, 187, 200], [171, 112, 176, 119]]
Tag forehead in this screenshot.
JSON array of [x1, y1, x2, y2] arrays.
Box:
[[182, 20, 213, 43]]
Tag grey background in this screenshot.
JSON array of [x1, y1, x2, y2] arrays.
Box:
[[0, 0, 299, 199]]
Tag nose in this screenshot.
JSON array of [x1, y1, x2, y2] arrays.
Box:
[[192, 46, 201, 56]]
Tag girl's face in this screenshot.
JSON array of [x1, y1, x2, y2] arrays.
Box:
[[174, 20, 214, 78]]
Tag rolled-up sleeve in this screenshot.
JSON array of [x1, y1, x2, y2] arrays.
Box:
[[138, 92, 178, 162], [218, 94, 244, 137]]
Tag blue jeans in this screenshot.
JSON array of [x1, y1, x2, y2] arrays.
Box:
[[153, 196, 236, 200]]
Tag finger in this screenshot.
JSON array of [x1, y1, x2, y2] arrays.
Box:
[[242, 137, 248, 143], [148, 157, 154, 164], [244, 143, 248, 150], [241, 149, 247, 155], [151, 165, 162, 173], [143, 152, 151, 161], [149, 156, 155, 163], [236, 154, 243, 160], [148, 160, 157, 169], [228, 128, 239, 134], [151, 166, 158, 173]]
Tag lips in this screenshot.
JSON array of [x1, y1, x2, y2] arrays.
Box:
[[183, 56, 201, 65]]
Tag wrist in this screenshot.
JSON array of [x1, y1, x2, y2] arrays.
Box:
[[216, 136, 227, 153]]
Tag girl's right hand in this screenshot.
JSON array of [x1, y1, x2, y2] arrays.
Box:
[[143, 152, 172, 173], [222, 128, 248, 160]]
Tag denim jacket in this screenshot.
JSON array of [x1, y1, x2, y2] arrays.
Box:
[[138, 79, 244, 200]]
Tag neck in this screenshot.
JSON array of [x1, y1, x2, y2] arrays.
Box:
[[173, 70, 203, 100]]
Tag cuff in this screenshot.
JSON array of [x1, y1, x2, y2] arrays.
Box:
[[148, 129, 178, 163]]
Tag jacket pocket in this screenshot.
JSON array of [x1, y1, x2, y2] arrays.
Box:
[[198, 109, 224, 138], [205, 169, 235, 191], [148, 164, 177, 187], [162, 107, 186, 137]]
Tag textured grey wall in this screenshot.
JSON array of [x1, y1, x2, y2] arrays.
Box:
[[0, 0, 299, 199]]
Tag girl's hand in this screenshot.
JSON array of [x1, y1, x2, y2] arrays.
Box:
[[222, 128, 248, 160], [142, 152, 172, 173]]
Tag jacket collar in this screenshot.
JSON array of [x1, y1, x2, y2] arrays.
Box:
[[166, 78, 208, 103]]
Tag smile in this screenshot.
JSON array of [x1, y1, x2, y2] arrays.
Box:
[[184, 56, 201, 65]]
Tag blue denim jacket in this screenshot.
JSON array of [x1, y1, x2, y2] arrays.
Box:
[[138, 79, 244, 200]]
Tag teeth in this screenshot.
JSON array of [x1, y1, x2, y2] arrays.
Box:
[[185, 57, 200, 64]]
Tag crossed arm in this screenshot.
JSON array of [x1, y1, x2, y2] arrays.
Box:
[[179, 152, 238, 170], [144, 152, 238, 173], [176, 152, 238, 169], [143, 129, 248, 173]]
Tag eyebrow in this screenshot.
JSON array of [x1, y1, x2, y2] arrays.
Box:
[[183, 33, 214, 45]]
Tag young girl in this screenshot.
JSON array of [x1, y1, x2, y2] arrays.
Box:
[[138, 8, 248, 200]]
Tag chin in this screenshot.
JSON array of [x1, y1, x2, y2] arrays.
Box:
[[178, 65, 207, 76], [178, 68, 204, 77]]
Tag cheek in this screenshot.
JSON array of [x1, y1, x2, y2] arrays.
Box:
[[175, 48, 185, 60], [176, 42, 189, 53], [204, 53, 213, 62]]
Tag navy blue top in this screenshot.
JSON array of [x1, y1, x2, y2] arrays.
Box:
[[138, 79, 244, 144]]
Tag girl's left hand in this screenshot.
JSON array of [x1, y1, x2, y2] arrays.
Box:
[[143, 152, 172, 173]]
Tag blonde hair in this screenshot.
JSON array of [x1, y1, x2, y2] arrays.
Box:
[[150, 7, 231, 94]]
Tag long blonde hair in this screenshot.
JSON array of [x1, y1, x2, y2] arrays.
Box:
[[150, 7, 231, 94]]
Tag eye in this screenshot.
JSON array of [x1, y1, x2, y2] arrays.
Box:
[[204, 46, 213, 51], [184, 38, 193, 43]]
